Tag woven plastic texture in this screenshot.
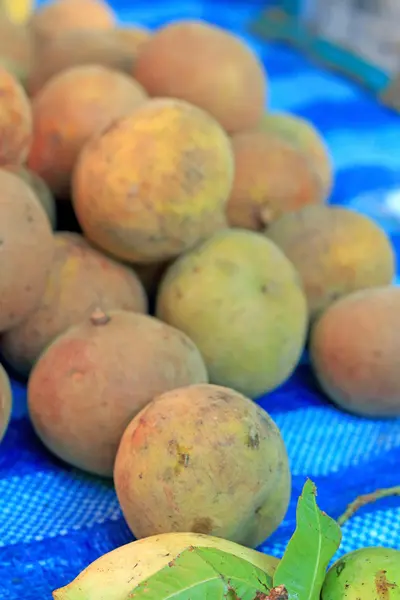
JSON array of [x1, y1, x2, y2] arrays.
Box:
[[2, 1, 400, 598]]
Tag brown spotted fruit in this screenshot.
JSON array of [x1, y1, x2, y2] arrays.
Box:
[[52, 532, 279, 600], [156, 228, 308, 398], [114, 383, 291, 547], [28, 310, 208, 476], [267, 204, 396, 321], [310, 286, 400, 417], [133, 19, 267, 133], [258, 111, 333, 197], [1, 232, 147, 377], [28, 64, 147, 198], [72, 98, 234, 264], [0, 169, 54, 332], [321, 547, 400, 599], [0, 363, 12, 442], [0, 66, 32, 165]]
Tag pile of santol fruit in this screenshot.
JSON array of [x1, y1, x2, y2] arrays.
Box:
[[0, 1, 399, 598]]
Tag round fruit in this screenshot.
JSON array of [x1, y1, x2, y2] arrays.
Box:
[[73, 98, 234, 263], [133, 19, 267, 133], [258, 111, 333, 196], [156, 228, 308, 397], [322, 547, 400, 599], [114, 383, 291, 547], [226, 130, 324, 231], [28, 310, 208, 476], [28, 64, 147, 198], [310, 286, 400, 417], [267, 204, 395, 320]]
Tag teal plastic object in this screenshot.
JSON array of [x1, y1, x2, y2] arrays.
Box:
[[250, 2, 392, 97]]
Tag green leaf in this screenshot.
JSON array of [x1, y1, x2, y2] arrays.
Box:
[[127, 546, 273, 599], [273, 479, 342, 600]]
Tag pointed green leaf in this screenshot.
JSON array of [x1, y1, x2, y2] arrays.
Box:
[[128, 546, 273, 599], [273, 479, 342, 600]]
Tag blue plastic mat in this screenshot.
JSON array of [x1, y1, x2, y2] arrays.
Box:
[[2, 1, 400, 598]]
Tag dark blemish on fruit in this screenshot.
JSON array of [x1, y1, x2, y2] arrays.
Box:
[[335, 560, 346, 576], [178, 453, 190, 468], [247, 428, 260, 449], [138, 473, 143, 479], [168, 440, 191, 474], [375, 569, 397, 598], [261, 284, 269, 294], [25, 285, 32, 292], [191, 517, 213, 535]]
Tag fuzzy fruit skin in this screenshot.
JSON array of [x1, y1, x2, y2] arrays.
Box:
[[226, 130, 325, 231], [321, 547, 400, 599], [0, 170, 54, 332], [0, 363, 12, 442], [1, 232, 147, 377], [133, 20, 267, 133], [267, 204, 396, 321], [310, 286, 400, 417], [156, 228, 308, 397], [72, 98, 234, 264], [114, 383, 291, 547], [258, 111, 333, 197], [28, 310, 207, 476], [0, 66, 32, 165], [27, 65, 147, 198], [52, 532, 279, 600]]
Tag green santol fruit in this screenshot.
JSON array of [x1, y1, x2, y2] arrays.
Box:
[[321, 546, 400, 599]]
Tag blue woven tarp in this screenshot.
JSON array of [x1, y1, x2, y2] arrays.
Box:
[[2, 1, 400, 598]]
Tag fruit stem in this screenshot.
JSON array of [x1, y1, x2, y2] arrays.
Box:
[[264, 585, 288, 599], [90, 307, 110, 326], [337, 486, 400, 526]]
